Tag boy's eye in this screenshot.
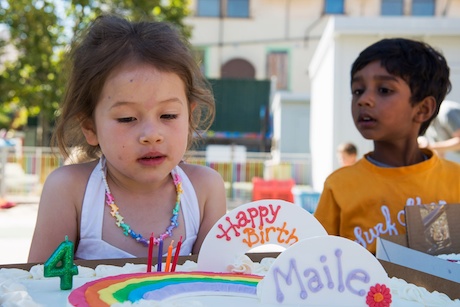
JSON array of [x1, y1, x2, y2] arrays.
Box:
[[378, 87, 392, 94], [117, 117, 136, 123], [352, 88, 363, 95], [161, 114, 178, 120]]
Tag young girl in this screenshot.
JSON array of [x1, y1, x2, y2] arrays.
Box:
[[28, 15, 227, 262]]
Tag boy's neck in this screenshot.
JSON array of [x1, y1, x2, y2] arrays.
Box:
[[369, 147, 429, 167]]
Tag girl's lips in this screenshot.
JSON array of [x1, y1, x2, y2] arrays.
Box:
[[137, 155, 166, 166]]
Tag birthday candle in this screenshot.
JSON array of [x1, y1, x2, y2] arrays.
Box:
[[44, 236, 79, 290], [171, 236, 182, 272], [147, 233, 154, 272], [157, 238, 163, 272], [165, 240, 174, 272]]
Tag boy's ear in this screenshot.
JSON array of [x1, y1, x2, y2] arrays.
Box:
[[80, 118, 99, 146], [415, 96, 436, 123]]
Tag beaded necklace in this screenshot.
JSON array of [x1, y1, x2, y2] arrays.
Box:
[[100, 156, 183, 247]]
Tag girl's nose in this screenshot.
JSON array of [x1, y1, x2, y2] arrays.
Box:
[[139, 123, 164, 144]]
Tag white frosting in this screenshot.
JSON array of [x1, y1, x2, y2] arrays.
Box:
[[226, 254, 277, 275], [0, 276, 41, 307], [0, 268, 32, 280], [390, 277, 460, 306], [437, 253, 460, 263], [111, 301, 203, 307], [1, 260, 459, 307]]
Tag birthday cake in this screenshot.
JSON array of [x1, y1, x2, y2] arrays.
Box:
[[1, 200, 459, 306]]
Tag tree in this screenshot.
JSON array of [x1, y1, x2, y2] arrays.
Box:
[[0, 0, 190, 145], [67, 0, 191, 39], [0, 1, 64, 143]]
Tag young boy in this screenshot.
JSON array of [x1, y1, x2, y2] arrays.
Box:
[[314, 38, 460, 254]]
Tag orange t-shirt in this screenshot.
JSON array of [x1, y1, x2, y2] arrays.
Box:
[[314, 150, 460, 254]]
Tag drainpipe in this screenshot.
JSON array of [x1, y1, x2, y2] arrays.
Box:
[[443, 0, 452, 16], [218, 0, 225, 75], [285, 0, 291, 39]]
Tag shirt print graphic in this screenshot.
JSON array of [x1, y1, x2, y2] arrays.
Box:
[[352, 197, 447, 249]]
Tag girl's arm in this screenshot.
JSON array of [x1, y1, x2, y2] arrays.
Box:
[[28, 163, 93, 263], [184, 164, 227, 255]]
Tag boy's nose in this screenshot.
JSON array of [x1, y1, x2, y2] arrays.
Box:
[[357, 91, 375, 107]]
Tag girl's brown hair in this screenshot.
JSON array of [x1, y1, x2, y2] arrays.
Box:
[[54, 14, 215, 161]]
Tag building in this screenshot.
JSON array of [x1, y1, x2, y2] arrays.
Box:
[[185, 0, 460, 191]]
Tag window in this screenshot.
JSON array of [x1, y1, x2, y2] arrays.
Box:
[[381, 0, 403, 15], [197, 0, 220, 17], [227, 0, 249, 17], [324, 0, 344, 14], [267, 51, 288, 90], [221, 58, 255, 79], [197, 0, 249, 18], [412, 0, 435, 16]]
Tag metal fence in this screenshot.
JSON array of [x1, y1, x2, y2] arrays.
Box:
[[0, 146, 312, 203]]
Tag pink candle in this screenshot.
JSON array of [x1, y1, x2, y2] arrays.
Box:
[[147, 233, 154, 272], [157, 238, 163, 272], [171, 236, 182, 272]]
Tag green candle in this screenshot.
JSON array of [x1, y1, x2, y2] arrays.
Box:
[[44, 236, 78, 290]]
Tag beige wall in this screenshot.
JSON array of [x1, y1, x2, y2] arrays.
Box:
[[186, 1, 460, 190]]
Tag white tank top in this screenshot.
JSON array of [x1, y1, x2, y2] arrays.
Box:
[[75, 159, 200, 260]]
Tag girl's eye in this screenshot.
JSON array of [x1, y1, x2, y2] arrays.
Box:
[[352, 88, 363, 96], [161, 114, 178, 120], [117, 117, 136, 123]]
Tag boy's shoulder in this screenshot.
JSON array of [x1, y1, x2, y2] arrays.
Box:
[[323, 159, 368, 186], [436, 156, 460, 169]]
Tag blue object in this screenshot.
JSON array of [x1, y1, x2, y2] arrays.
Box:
[[293, 191, 321, 213]]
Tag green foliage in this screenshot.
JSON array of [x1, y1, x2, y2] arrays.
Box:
[[0, 1, 64, 129], [0, 0, 190, 144]]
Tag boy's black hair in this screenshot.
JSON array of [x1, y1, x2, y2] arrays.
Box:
[[351, 38, 451, 135]]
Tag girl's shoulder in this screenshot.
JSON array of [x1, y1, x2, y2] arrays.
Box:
[[177, 162, 224, 185], [44, 159, 99, 189]]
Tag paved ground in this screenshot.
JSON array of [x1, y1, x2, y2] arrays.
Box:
[[0, 203, 38, 265]]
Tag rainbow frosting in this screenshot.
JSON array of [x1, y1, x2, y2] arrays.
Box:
[[68, 271, 263, 307]]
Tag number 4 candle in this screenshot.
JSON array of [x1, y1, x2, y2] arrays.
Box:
[[44, 236, 79, 290]]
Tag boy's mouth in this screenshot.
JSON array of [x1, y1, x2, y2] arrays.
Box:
[[358, 114, 375, 122]]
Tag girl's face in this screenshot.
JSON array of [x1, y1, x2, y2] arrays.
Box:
[[351, 61, 420, 142], [82, 61, 190, 185]]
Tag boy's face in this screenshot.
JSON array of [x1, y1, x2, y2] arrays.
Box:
[[351, 61, 420, 142]]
